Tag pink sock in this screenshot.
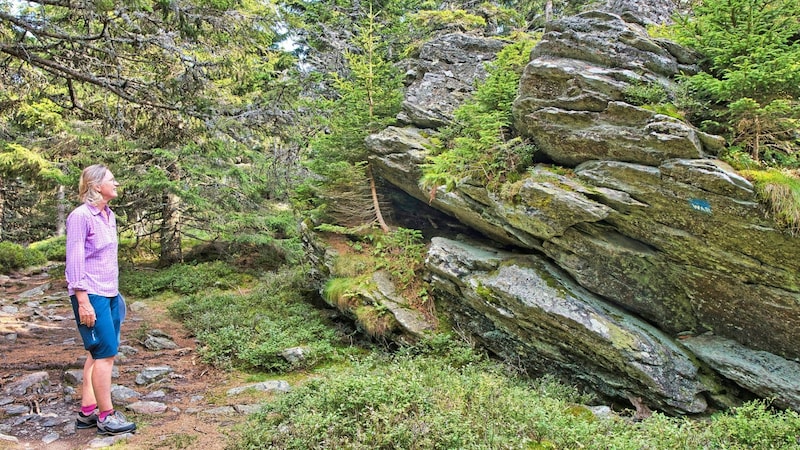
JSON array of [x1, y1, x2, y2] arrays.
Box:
[[99, 409, 114, 421], [81, 404, 97, 415]]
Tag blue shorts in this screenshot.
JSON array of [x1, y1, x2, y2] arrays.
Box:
[[70, 294, 123, 359]]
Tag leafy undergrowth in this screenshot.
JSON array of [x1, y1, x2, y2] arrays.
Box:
[[227, 339, 800, 450], [122, 257, 800, 450]]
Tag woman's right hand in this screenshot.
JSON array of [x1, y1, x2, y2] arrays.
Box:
[[75, 292, 96, 327]]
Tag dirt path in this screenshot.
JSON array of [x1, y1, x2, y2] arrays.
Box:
[[0, 266, 259, 450]]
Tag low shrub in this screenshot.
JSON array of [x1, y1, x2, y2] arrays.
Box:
[[169, 266, 346, 372], [120, 260, 247, 297], [0, 241, 46, 273], [226, 335, 800, 449], [30, 236, 66, 261]]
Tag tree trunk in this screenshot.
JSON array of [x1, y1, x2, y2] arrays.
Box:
[[368, 162, 389, 233], [159, 163, 183, 266], [0, 177, 5, 241], [545, 0, 553, 21], [55, 185, 66, 237]]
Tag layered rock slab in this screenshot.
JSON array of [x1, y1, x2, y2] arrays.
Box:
[[512, 11, 723, 166], [426, 237, 723, 414]]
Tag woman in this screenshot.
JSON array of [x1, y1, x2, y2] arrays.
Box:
[[65, 164, 136, 436]]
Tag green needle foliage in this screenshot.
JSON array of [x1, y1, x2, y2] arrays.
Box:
[[421, 35, 538, 193], [671, 0, 800, 167]]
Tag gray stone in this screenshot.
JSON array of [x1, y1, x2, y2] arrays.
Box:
[[41, 416, 69, 427], [143, 390, 166, 400], [4, 371, 49, 396], [88, 433, 133, 448], [0, 432, 19, 443], [589, 405, 614, 417], [511, 12, 714, 166], [397, 33, 506, 128], [2, 404, 29, 415], [370, 271, 435, 339], [119, 345, 139, 356], [64, 369, 83, 385], [147, 329, 171, 338], [129, 301, 148, 312], [143, 335, 178, 351], [126, 401, 167, 414], [203, 406, 237, 415], [111, 385, 141, 404], [682, 335, 800, 411], [11, 414, 34, 426], [234, 404, 262, 414], [280, 346, 309, 365], [603, 0, 677, 25], [135, 366, 173, 385], [360, 8, 800, 415], [517, 104, 704, 166], [42, 432, 59, 444], [18, 282, 50, 298]]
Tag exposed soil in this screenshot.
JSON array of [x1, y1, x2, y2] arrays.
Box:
[[0, 266, 265, 450]]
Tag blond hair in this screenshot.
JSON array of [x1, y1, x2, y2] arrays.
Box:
[[78, 164, 109, 206]]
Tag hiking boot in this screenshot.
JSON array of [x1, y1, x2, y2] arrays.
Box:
[[96, 410, 136, 436], [75, 410, 98, 429]]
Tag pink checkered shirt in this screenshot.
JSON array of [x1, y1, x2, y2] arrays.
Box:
[[65, 203, 119, 297]]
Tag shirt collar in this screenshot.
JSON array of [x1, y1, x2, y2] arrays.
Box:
[[85, 203, 112, 216]]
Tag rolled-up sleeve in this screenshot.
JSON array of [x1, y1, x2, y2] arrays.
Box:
[[65, 210, 89, 293]]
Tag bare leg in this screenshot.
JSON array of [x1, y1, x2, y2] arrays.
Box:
[[81, 354, 97, 408], [91, 356, 115, 412]]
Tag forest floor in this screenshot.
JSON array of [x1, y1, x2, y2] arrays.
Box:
[[0, 265, 273, 450]]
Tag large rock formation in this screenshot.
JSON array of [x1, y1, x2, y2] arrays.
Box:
[[426, 237, 719, 414], [362, 12, 800, 414]]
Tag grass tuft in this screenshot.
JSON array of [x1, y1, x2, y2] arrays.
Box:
[[741, 169, 800, 235]]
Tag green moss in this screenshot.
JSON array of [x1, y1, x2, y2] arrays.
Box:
[[641, 103, 685, 120], [409, 9, 487, 33], [606, 322, 638, 353], [563, 404, 597, 422], [475, 281, 496, 303]]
